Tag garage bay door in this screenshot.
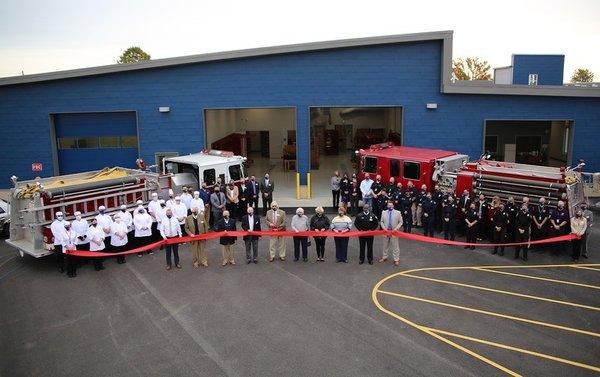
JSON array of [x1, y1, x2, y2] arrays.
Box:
[[54, 112, 139, 174]]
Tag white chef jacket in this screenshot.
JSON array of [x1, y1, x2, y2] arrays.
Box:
[[87, 225, 106, 251], [110, 221, 129, 247], [147, 199, 161, 222], [50, 219, 67, 245], [134, 212, 153, 237], [71, 218, 90, 245], [155, 206, 167, 225], [190, 198, 205, 212], [166, 199, 177, 209], [159, 216, 182, 238], [95, 213, 113, 237], [171, 203, 188, 225], [119, 210, 134, 232], [180, 193, 193, 210], [61, 228, 78, 253]]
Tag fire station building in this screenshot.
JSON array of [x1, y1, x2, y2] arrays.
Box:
[[1, 30, 599, 197]]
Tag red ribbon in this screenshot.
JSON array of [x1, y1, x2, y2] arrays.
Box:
[[66, 230, 578, 258]]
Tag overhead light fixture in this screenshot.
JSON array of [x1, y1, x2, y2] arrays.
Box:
[[158, 107, 170, 113], [426, 103, 438, 109]]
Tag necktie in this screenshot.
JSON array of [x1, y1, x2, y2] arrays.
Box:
[[193, 216, 199, 234], [388, 210, 392, 230]]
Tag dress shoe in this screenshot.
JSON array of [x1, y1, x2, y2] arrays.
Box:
[[522, 257, 528, 261], [247, 260, 252, 264], [202, 262, 208, 267], [303, 258, 308, 262], [176, 264, 181, 269], [279, 257, 285, 261], [230, 260, 236, 265], [269, 257, 274, 262], [583, 254, 588, 259], [294, 258, 299, 262], [149, 251, 154, 255], [342, 260, 348, 263], [222, 261, 227, 266], [393, 261, 400, 266], [378, 258, 387, 263], [368, 260, 373, 265], [193, 262, 199, 268], [253, 260, 258, 264], [359, 260, 364, 265], [166, 265, 171, 270]]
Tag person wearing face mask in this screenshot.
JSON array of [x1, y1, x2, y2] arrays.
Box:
[[147, 192, 161, 241], [215, 210, 237, 266], [549, 200, 569, 255], [474, 194, 490, 241], [166, 189, 177, 209], [456, 190, 471, 236], [464, 202, 479, 250], [266, 202, 286, 262], [225, 180, 240, 217], [349, 178, 360, 217], [61, 221, 79, 278], [505, 196, 518, 242], [87, 218, 106, 271], [570, 210, 587, 262], [291, 208, 309, 262], [95, 206, 113, 252], [354, 204, 379, 265], [514, 204, 532, 261], [190, 191, 205, 218], [171, 196, 188, 236], [50, 211, 68, 273], [260, 173, 274, 216], [159, 208, 183, 270], [72, 211, 90, 252], [331, 207, 353, 263], [248, 175, 260, 211], [340, 173, 351, 214], [580, 203, 593, 258], [199, 183, 212, 225], [241, 206, 261, 264], [360, 174, 374, 209], [492, 203, 509, 256], [379, 201, 403, 266], [185, 206, 209, 268], [399, 190, 413, 234], [421, 192, 436, 238], [371, 175, 384, 219], [110, 214, 128, 264], [134, 207, 153, 257], [180, 186, 193, 213], [532, 197, 550, 250], [310, 207, 330, 262], [119, 204, 134, 241], [238, 180, 249, 220], [442, 196, 457, 241], [331, 171, 341, 211], [210, 187, 226, 226]]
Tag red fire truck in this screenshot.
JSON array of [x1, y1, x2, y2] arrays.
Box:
[[356, 143, 585, 212]]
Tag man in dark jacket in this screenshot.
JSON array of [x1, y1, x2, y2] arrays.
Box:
[[492, 203, 509, 255], [399, 190, 413, 233], [310, 207, 331, 261], [474, 194, 490, 240], [442, 195, 457, 241], [215, 210, 237, 266], [248, 175, 261, 211], [432, 185, 444, 232], [241, 206, 261, 264], [260, 173, 274, 216], [514, 204, 532, 261], [457, 190, 472, 236], [421, 192, 436, 237], [354, 204, 379, 265], [465, 202, 479, 250]]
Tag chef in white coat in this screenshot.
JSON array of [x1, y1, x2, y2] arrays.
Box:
[[61, 221, 79, 278], [171, 196, 188, 235], [111, 213, 129, 264], [134, 207, 153, 257], [86, 217, 106, 271], [95, 206, 113, 251], [71, 211, 90, 251], [50, 211, 67, 273]]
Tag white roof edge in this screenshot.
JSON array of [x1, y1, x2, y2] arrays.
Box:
[[443, 82, 600, 98], [0, 30, 452, 86]]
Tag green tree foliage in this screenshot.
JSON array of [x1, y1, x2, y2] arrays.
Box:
[[452, 57, 492, 81], [117, 47, 151, 64], [570, 68, 594, 83]]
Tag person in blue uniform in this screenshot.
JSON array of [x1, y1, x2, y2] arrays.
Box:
[[532, 197, 550, 251], [376, 188, 389, 219], [492, 203, 509, 256], [504, 196, 518, 242], [514, 204, 532, 261], [399, 190, 413, 233], [474, 194, 490, 240], [370, 175, 384, 218], [421, 192, 436, 237], [549, 200, 569, 255], [464, 202, 479, 250], [442, 195, 457, 241], [432, 185, 444, 232], [457, 190, 472, 237], [354, 204, 379, 264]]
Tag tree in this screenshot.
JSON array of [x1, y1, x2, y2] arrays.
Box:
[[570, 68, 594, 83], [452, 57, 492, 81], [117, 47, 151, 64]]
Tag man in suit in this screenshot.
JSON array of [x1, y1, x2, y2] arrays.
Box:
[[379, 201, 403, 266], [210, 186, 226, 226], [215, 210, 237, 266], [241, 206, 261, 264], [248, 175, 260, 211], [266, 201, 286, 262], [260, 173, 274, 215], [185, 205, 209, 268]]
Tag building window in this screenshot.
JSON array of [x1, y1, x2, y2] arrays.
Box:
[[528, 74, 538, 86], [99, 136, 119, 148], [363, 157, 378, 174], [120, 136, 138, 148], [58, 138, 77, 149], [403, 161, 420, 180], [228, 165, 242, 181], [203, 169, 216, 186], [77, 137, 99, 148]]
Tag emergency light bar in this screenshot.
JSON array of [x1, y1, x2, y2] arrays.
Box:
[[201, 149, 234, 157]]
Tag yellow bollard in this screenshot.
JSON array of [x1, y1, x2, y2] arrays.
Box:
[[307, 173, 311, 199], [296, 172, 300, 199]]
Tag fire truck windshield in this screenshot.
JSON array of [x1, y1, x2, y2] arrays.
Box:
[[364, 157, 378, 173]]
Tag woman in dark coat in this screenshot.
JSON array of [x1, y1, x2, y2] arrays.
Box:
[[310, 206, 331, 262]]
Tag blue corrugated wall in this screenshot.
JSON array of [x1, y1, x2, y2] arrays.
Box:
[[512, 54, 565, 85], [0, 40, 599, 188]]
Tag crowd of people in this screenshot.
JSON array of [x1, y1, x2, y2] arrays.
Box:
[[49, 171, 593, 278]]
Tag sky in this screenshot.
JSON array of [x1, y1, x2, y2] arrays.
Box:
[[1, 0, 599, 81]]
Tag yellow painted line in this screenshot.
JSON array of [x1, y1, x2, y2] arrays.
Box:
[[472, 267, 600, 290], [570, 265, 600, 272], [377, 289, 600, 338], [401, 273, 600, 312], [400, 263, 600, 276], [424, 327, 600, 373], [371, 285, 521, 376]]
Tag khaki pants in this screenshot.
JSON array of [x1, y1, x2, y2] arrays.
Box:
[[269, 237, 286, 259], [221, 244, 234, 263], [411, 203, 422, 226], [190, 240, 207, 265], [382, 236, 400, 262], [204, 205, 211, 224]]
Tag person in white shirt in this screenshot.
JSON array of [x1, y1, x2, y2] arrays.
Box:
[[95, 206, 113, 251], [119, 205, 134, 237], [61, 221, 79, 278], [159, 208, 183, 270], [360, 174, 374, 208], [111, 214, 129, 264], [190, 191, 205, 217], [86, 218, 106, 271], [134, 207, 153, 257], [147, 193, 161, 241], [180, 186, 193, 212], [71, 211, 90, 251], [50, 211, 67, 273], [171, 196, 188, 235], [166, 189, 177, 209]]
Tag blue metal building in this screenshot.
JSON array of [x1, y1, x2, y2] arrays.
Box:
[[0, 30, 599, 188]]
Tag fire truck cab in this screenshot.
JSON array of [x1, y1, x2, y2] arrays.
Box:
[[162, 150, 247, 193], [356, 143, 469, 190]]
